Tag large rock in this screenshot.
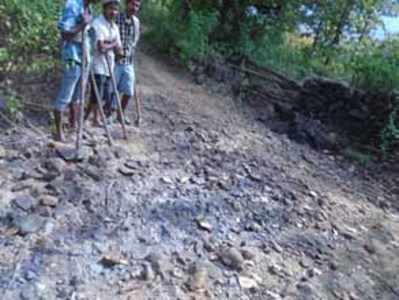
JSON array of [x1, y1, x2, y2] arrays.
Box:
[[13, 214, 45, 235], [238, 276, 258, 290], [43, 157, 65, 175], [220, 247, 245, 271], [13, 195, 38, 211], [0, 145, 6, 158], [39, 195, 59, 207], [145, 252, 170, 278], [288, 114, 338, 150], [187, 262, 208, 292], [141, 262, 155, 281], [298, 76, 394, 146]]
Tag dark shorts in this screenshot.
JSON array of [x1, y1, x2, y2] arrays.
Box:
[[90, 74, 111, 106]]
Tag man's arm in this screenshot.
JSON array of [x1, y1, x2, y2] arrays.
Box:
[[98, 39, 121, 53], [98, 26, 123, 55], [98, 40, 117, 53], [58, 5, 91, 42], [133, 16, 140, 48], [114, 29, 123, 56]]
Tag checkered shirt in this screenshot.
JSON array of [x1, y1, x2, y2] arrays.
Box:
[[116, 13, 140, 65]]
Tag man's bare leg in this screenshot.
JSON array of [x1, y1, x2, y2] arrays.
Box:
[[92, 105, 100, 127], [69, 103, 79, 129], [84, 101, 93, 122], [117, 94, 130, 124], [122, 94, 129, 111], [84, 100, 100, 126], [54, 109, 65, 142]]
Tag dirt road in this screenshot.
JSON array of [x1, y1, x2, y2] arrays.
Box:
[[0, 50, 398, 300]]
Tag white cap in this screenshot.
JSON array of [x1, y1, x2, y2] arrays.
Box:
[[102, 0, 120, 5]]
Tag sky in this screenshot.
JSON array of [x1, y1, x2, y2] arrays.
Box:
[[374, 16, 399, 39]]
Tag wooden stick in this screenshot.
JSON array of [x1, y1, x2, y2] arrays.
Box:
[[105, 54, 128, 140], [2, 246, 28, 298], [134, 85, 141, 127], [225, 61, 302, 90], [21, 100, 52, 111], [90, 71, 114, 147], [25, 119, 47, 137], [238, 60, 302, 88], [0, 111, 46, 139], [0, 110, 19, 128], [76, 27, 88, 156]]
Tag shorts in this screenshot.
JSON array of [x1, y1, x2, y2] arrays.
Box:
[[115, 63, 135, 97], [53, 62, 81, 112], [90, 74, 111, 106]]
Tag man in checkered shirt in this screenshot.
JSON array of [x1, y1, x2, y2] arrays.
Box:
[[114, 0, 141, 125]]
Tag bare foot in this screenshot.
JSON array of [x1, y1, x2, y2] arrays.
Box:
[[55, 130, 66, 142], [135, 118, 140, 127], [92, 120, 101, 127]]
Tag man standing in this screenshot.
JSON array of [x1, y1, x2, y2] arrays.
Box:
[[53, 0, 97, 142], [85, 0, 123, 125], [114, 0, 141, 125]]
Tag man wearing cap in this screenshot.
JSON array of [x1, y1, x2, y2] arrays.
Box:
[[114, 0, 141, 125], [85, 0, 123, 125], [53, 0, 98, 142]]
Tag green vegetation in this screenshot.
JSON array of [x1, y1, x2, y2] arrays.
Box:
[[141, 1, 399, 82], [381, 96, 399, 154], [343, 147, 373, 167], [141, 0, 399, 154], [0, 0, 62, 73], [349, 39, 399, 93], [4, 90, 23, 118]]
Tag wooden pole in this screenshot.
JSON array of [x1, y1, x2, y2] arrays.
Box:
[[76, 26, 88, 157], [105, 53, 128, 140], [134, 85, 141, 127], [90, 71, 114, 146]]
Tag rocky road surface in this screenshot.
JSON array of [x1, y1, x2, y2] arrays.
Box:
[[0, 51, 399, 300]]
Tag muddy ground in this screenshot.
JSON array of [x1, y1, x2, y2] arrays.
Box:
[[0, 50, 399, 300]]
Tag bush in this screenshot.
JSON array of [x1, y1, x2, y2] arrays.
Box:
[[176, 9, 218, 63], [380, 96, 399, 155], [348, 40, 399, 93], [0, 0, 62, 73], [141, 0, 181, 53], [142, 1, 217, 63], [140, 2, 348, 79], [343, 40, 399, 153], [4, 89, 23, 118], [344, 147, 373, 167]]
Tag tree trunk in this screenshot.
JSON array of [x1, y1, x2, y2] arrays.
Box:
[[324, 1, 354, 64], [311, 19, 324, 56]]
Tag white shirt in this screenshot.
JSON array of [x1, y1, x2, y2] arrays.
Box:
[[91, 15, 122, 76]]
